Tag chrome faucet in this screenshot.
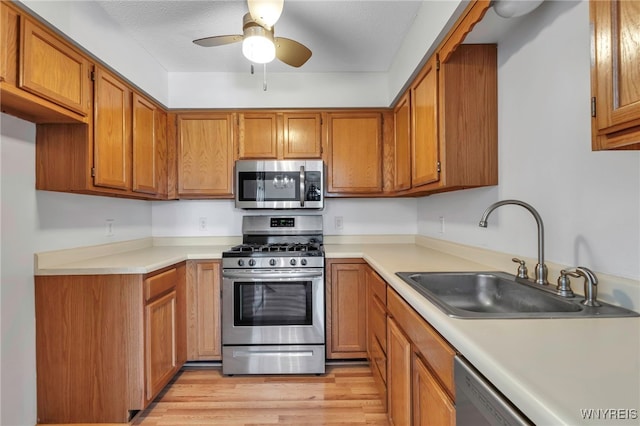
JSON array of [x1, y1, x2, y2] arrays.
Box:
[[561, 266, 600, 307], [479, 199, 548, 285]]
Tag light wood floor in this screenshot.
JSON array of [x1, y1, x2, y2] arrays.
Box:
[[133, 364, 390, 426]]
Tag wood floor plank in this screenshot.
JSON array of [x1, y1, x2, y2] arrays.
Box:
[[133, 365, 389, 426]]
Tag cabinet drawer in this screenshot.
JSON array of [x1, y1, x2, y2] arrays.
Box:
[[368, 269, 387, 303], [369, 330, 387, 383], [369, 294, 387, 352], [387, 288, 456, 399], [145, 268, 177, 302]]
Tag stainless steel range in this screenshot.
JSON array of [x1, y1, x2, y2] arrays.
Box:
[[221, 215, 325, 375]]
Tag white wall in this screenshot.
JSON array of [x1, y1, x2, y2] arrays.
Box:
[[0, 114, 153, 426], [152, 198, 418, 237], [417, 1, 640, 282]]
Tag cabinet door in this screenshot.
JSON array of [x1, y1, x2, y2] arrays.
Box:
[[393, 92, 411, 191], [411, 55, 439, 187], [591, 0, 640, 149], [1, 2, 19, 84], [282, 112, 322, 158], [93, 67, 131, 190], [145, 291, 177, 402], [186, 261, 222, 360], [132, 93, 159, 195], [20, 18, 90, 116], [387, 317, 412, 426], [238, 112, 278, 159], [177, 113, 234, 197], [413, 354, 455, 426], [327, 261, 367, 358], [326, 112, 382, 193]]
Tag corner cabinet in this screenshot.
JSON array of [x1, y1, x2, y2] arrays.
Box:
[[35, 264, 187, 424], [325, 112, 384, 194], [176, 112, 235, 198], [590, 0, 640, 150]]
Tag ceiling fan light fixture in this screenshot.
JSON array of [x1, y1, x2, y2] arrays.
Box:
[[492, 0, 544, 18], [242, 33, 276, 64]]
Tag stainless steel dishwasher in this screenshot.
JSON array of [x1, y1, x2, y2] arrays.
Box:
[[455, 356, 533, 425]]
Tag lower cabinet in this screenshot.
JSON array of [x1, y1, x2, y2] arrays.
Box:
[[326, 259, 368, 359], [362, 265, 457, 425], [186, 260, 222, 360], [34, 264, 186, 424], [386, 287, 457, 425]]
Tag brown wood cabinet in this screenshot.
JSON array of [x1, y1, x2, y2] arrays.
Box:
[[237, 111, 323, 159], [393, 92, 412, 191], [326, 259, 368, 359], [366, 267, 388, 409], [176, 112, 235, 198], [386, 286, 456, 426], [93, 66, 132, 190], [591, 0, 640, 150], [133, 93, 167, 196], [35, 65, 169, 199], [387, 317, 412, 426], [35, 264, 187, 423], [326, 111, 383, 194], [410, 56, 439, 188], [186, 260, 222, 361], [0, 2, 89, 123], [238, 112, 278, 158]]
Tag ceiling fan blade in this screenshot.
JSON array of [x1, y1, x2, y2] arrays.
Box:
[[193, 35, 243, 47], [248, 0, 284, 30], [274, 37, 312, 67]]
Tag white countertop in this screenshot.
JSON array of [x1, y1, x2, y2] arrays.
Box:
[[35, 237, 640, 425]]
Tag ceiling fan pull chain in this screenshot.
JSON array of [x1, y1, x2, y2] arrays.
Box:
[[263, 63, 268, 91], [251, 64, 254, 75]]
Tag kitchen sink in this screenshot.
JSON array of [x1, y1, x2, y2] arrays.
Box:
[[395, 271, 639, 319]]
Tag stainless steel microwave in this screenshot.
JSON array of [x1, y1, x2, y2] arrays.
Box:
[[235, 160, 324, 209]]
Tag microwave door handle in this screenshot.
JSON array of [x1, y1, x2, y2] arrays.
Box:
[[299, 166, 305, 207]]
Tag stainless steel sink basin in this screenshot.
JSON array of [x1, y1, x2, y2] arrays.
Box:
[[395, 271, 639, 319]]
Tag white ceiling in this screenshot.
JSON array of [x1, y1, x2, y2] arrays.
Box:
[[94, 0, 425, 73]]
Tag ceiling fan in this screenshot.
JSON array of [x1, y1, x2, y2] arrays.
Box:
[[193, 0, 312, 68]]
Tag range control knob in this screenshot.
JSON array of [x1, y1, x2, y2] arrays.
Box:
[[269, 259, 277, 266], [248, 259, 256, 267], [301, 258, 308, 266], [290, 258, 297, 266], [237, 259, 245, 267]]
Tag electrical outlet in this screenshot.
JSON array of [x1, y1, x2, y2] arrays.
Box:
[[335, 216, 344, 231], [439, 216, 445, 234], [105, 219, 115, 237], [198, 217, 208, 232]]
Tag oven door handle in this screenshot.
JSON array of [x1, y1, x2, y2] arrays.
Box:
[[223, 270, 324, 280]]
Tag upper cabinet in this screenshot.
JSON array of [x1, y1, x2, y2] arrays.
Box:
[[1, 2, 90, 123], [238, 112, 278, 159], [93, 66, 131, 191], [410, 55, 440, 188], [237, 111, 322, 159], [392, 92, 412, 191], [282, 112, 322, 158], [176, 112, 235, 198], [35, 65, 169, 200], [591, 0, 640, 150], [326, 111, 383, 194], [402, 0, 497, 195]]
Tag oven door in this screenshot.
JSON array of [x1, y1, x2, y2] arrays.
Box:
[[222, 269, 325, 346]]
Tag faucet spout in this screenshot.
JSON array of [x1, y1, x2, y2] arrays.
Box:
[[479, 199, 548, 285]]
